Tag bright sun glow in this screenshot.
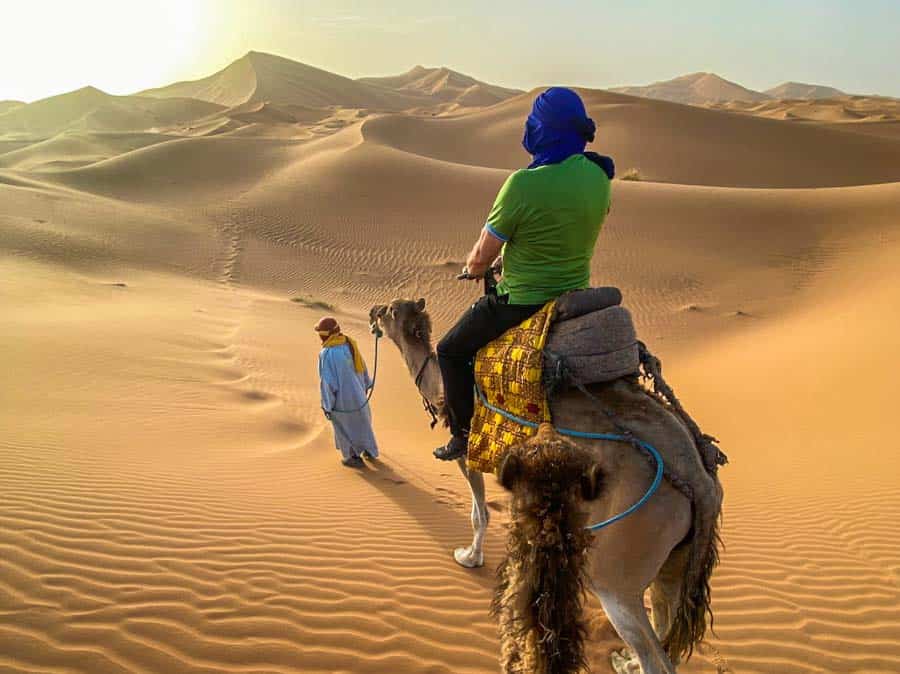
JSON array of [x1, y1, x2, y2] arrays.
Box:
[[1, 0, 212, 102]]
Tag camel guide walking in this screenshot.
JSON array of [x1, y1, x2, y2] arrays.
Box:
[[316, 316, 379, 468], [433, 87, 614, 461]]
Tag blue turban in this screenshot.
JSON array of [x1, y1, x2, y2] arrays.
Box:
[[522, 87, 597, 169]]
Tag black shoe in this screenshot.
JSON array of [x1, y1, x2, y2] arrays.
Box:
[[342, 455, 364, 468], [433, 436, 468, 461]]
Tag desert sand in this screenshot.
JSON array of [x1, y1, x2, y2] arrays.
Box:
[[2, 53, 900, 673]]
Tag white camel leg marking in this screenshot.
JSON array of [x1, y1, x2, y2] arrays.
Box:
[[454, 456, 487, 568]]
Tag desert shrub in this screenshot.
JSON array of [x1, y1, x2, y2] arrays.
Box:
[[291, 296, 335, 311]]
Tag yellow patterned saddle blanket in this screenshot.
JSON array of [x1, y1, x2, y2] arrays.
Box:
[[467, 301, 556, 473]]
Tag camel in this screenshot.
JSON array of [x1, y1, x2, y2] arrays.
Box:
[[370, 297, 724, 674]]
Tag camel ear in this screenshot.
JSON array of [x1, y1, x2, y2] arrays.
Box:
[[581, 464, 604, 501], [415, 298, 426, 312], [497, 452, 522, 491]]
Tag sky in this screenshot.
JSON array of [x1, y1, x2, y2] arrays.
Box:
[[1, 0, 898, 102]]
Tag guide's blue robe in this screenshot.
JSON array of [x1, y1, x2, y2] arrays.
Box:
[[318, 343, 379, 460]]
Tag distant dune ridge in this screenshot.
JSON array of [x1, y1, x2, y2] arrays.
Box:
[[138, 50, 426, 110], [0, 100, 25, 114], [611, 72, 771, 104], [137, 51, 521, 112], [2, 52, 893, 142], [2, 49, 900, 674], [764, 81, 847, 99], [0, 85, 226, 137], [0, 52, 524, 142], [359, 65, 523, 107], [611, 72, 859, 105]]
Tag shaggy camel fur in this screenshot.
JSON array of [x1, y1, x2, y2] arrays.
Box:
[[370, 298, 724, 674]]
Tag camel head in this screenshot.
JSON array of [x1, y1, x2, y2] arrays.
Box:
[[498, 423, 604, 502], [369, 298, 432, 350], [492, 423, 602, 674]]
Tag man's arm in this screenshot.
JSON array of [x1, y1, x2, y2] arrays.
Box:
[[464, 227, 504, 278]]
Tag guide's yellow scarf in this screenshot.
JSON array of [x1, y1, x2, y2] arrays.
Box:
[[320, 332, 366, 374]]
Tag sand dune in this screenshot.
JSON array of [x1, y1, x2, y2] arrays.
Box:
[[611, 73, 851, 105], [139, 51, 431, 111], [2, 55, 900, 674], [2, 54, 521, 144], [708, 95, 900, 129], [0, 131, 178, 172], [360, 65, 521, 107], [764, 81, 847, 99], [360, 89, 900, 186], [0, 87, 224, 138], [611, 72, 771, 105], [0, 86, 113, 136], [0, 100, 25, 114], [669, 234, 900, 674]]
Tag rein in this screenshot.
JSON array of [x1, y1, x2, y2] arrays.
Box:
[[415, 352, 440, 429]]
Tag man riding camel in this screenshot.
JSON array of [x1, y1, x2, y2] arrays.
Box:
[[434, 87, 614, 461]]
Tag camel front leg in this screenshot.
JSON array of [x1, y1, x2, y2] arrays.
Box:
[[453, 457, 488, 568]]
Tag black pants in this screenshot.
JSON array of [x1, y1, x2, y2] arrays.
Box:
[[437, 294, 544, 439]]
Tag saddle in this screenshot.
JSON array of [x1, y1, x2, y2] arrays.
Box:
[[467, 287, 640, 473], [467, 286, 727, 476], [544, 287, 639, 389]]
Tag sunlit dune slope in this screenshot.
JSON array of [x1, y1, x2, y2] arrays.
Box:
[[359, 88, 900, 187]]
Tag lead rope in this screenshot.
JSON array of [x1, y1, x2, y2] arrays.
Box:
[[326, 325, 382, 415]]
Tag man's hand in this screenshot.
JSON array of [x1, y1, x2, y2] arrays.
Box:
[[324, 410, 332, 421], [464, 227, 504, 280], [461, 263, 488, 280]]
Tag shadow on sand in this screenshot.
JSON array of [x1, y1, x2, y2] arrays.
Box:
[[355, 455, 498, 590]]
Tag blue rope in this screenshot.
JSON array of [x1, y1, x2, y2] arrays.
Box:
[[474, 384, 664, 531], [325, 331, 381, 415]]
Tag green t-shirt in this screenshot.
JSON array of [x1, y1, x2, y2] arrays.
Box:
[[485, 154, 611, 305]]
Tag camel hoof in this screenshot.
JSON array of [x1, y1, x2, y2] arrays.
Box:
[[610, 648, 641, 674], [453, 546, 484, 568]]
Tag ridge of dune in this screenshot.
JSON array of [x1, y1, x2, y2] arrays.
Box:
[[358, 88, 900, 187], [0, 87, 225, 137], [610, 71, 771, 104], [0, 131, 179, 171], [765, 81, 847, 99], [359, 65, 521, 107], [0, 100, 25, 114], [137, 51, 427, 111], [707, 95, 900, 134], [0, 86, 112, 136]]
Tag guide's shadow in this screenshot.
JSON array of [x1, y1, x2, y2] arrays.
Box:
[[357, 455, 498, 589]]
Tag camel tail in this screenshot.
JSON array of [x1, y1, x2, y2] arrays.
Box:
[[663, 489, 722, 663], [492, 424, 603, 674]]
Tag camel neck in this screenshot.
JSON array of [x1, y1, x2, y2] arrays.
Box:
[[402, 340, 441, 404]]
